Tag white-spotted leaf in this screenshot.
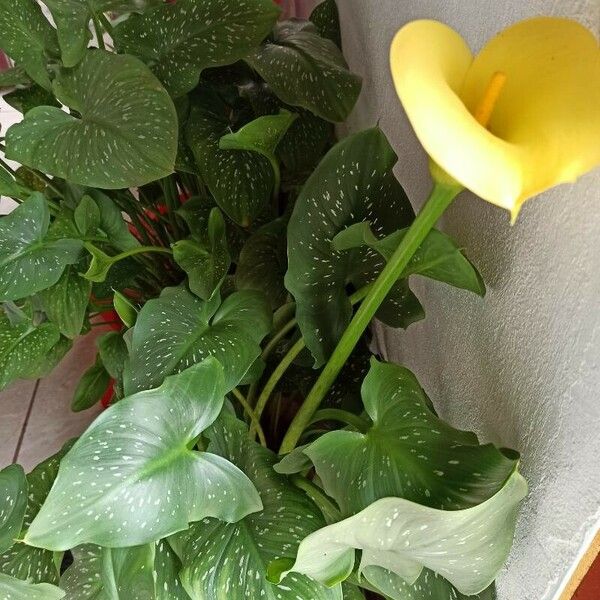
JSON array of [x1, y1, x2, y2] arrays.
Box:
[[60, 541, 190, 600], [6, 50, 178, 189], [42, 0, 161, 68], [285, 127, 414, 367], [245, 20, 361, 122], [0, 194, 83, 302], [169, 414, 342, 600], [0, 442, 74, 585], [301, 359, 517, 516], [186, 95, 274, 226], [124, 286, 271, 394], [0, 465, 27, 555], [0, 574, 64, 600], [0, 314, 61, 391], [0, 0, 59, 89], [25, 359, 263, 550], [113, 0, 279, 97], [278, 471, 527, 596]]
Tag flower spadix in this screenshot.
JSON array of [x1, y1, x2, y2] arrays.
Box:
[[390, 17, 600, 220]]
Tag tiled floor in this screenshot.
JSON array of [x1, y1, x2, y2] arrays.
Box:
[[0, 332, 103, 471]]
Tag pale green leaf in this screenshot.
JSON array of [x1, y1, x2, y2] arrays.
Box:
[[113, 0, 280, 97], [169, 414, 342, 600], [278, 471, 526, 596], [246, 20, 361, 122], [0, 573, 64, 600], [6, 50, 178, 189], [124, 287, 271, 394], [0, 465, 27, 555], [0, 194, 83, 302], [25, 359, 262, 550], [0, 0, 59, 89]]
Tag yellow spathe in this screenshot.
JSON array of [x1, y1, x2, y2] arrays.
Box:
[[390, 17, 600, 221]]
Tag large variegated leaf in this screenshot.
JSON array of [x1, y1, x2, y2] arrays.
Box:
[[0, 465, 27, 554], [113, 0, 279, 97], [301, 359, 517, 516], [124, 287, 271, 394], [6, 51, 177, 189], [25, 360, 262, 550], [0, 314, 60, 390], [0, 573, 64, 600], [0, 194, 83, 302], [60, 541, 189, 600], [42, 0, 161, 68], [276, 471, 526, 596], [169, 414, 341, 600], [186, 95, 274, 226], [285, 127, 414, 367], [0, 442, 73, 584], [0, 0, 59, 89], [310, 0, 341, 47], [245, 20, 361, 122]]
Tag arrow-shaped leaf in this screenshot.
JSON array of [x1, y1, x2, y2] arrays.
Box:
[[0, 465, 27, 555], [25, 359, 262, 550]]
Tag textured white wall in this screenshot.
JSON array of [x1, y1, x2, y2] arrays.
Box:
[[337, 1, 600, 599]]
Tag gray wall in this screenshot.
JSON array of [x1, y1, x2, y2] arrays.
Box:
[[337, 1, 600, 599]]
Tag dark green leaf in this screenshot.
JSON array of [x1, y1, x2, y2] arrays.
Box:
[[311, 0, 342, 47], [71, 357, 110, 412], [186, 96, 274, 226], [96, 330, 128, 388], [0, 441, 74, 585], [26, 359, 263, 550], [0, 163, 32, 201], [0, 314, 60, 390], [235, 221, 287, 310], [125, 287, 271, 394], [341, 582, 365, 599], [304, 358, 518, 516], [169, 413, 341, 600], [0, 465, 27, 554], [113, 0, 280, 97], [3, 83, 60, 114], [0, 574, 64, 600], [39, 267, 91, 339], [88, 191, 140, 252], [176, 195, 215, 241], [6, 50, 178, 189], [285, 127, 413, 366], [172, 208, 230, 301], [0, 194, 83, 302], [0, 0, 58, 89], [73, 195, 100, 237], [0, 66, 31, 87], [60, 540, 191, 600], [245, 20, 361, 122], [42, 0, 161, 68]]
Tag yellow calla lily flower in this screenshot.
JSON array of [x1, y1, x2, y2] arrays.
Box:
[[390, 17, 600, 221]]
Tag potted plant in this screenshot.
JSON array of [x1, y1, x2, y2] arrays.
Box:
[[0, 0, 597, 598]]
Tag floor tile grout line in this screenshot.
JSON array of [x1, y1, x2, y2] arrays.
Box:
[[12, 379, 40, 464]]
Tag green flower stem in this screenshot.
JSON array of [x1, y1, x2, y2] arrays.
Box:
[[108, 245, 173, 261], [250, 337, 305, 440], [99, 13, 114, 36], [91, 13, 105, 50], [290, 475, 342, 524], [308, 408, 370, 434], [279, 182, 462, 454], [231, 388, 267, 448]]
